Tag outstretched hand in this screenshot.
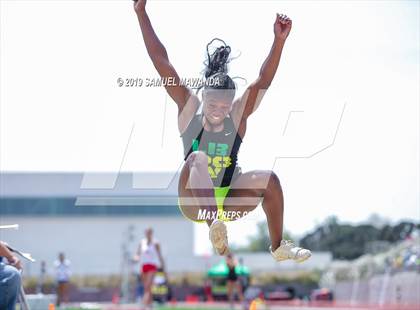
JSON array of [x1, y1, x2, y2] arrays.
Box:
[[274, 13, 292, 41], [133, 0, 147, 14]]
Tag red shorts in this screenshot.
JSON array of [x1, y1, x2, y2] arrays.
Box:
[[142, 264, 157, 273]]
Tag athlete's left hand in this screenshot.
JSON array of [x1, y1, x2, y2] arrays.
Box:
[[274, 13, 292, 41]]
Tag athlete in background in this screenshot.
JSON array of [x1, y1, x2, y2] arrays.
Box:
[[133, 228, 165, 310], [226, 253, 245, 310]]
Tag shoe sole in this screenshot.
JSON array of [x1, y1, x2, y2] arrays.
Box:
[[210, 221, 229, 255], [272, 252, 312, 263], [295, 253, 312, 263]]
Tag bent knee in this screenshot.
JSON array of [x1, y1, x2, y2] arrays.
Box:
[[268, 171, 281, 187], [251, 170, 281, 189], [186, 151, 208, 167], [3, 265, 21, 288]]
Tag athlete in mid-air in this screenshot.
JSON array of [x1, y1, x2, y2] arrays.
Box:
[[134, 0, 311, 263]]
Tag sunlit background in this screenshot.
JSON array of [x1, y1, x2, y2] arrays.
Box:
[[0, 0, 418, 309]]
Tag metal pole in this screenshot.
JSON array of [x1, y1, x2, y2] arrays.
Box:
[[19, 285, 30, 310]]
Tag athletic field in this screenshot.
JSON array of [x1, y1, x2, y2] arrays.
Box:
[[62, 302, 420, 310]]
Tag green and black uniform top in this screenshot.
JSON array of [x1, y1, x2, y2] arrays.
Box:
[[181, 113, 243, 187]]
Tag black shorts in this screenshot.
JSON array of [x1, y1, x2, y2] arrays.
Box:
[[227, 270, 238, 282], [227, 275, 238, 282]]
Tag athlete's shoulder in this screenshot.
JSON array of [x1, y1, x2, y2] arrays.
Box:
[[180, 113, 202, 137], [226, 113, 242, 139]]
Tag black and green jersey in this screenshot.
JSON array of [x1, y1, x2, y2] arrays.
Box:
[[181, 113, 242, 187]]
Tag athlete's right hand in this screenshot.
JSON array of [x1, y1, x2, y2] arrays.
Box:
[[133, 0, 147, 14]]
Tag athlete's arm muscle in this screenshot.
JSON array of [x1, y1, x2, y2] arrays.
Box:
[[231, 14, 292, 133], [134, 0, 199, 133]]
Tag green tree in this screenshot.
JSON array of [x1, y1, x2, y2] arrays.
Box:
[[300, 218, 419, 260]]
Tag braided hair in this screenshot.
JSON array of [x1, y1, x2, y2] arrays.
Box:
[[200, 38, 236, 101]]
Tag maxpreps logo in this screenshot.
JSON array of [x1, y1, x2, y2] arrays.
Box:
[[197, 209, 248, 221], [191, 139, 232, 179]]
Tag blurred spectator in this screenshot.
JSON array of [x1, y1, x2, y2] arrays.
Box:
[[37, 260, 46, 294], [225, 253, 245, 309], [203, 278, 212, 301], [54, 252, 71, 306], [0, 241, 22, 310], [132, 228, 165, 309], [237, 257, 249, 288], [390, 243, 420, 272]]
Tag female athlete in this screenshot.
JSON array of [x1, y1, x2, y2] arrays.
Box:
[[134, 0, 311, 263]]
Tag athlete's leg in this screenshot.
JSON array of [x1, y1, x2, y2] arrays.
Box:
[[63, 282, 70, 303], [178, 151, 230, 255], [148, 271, 156, 305], [226, 280, 234, 306], [141, 272, 149, 306], [225, 170, 311, 262], [57, 282, 64, 306], [223, 170, 284, 250], [178, 151, 218, 226], [142, 271, 155, 306], [148, 272, 156, 305], [235, 280, 244, 303]]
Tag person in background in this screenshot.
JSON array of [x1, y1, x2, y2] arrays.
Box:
[[226, 253, 245, 310], [0, 240, 22, 310], [37, 260, 46, 294], [237, 257, 248, 289], [54, 252, 71, 306], [133, 228, 165, 310], [203, 278, 213, 301]]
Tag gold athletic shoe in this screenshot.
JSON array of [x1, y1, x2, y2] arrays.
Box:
[[270, 240, 312, 263], [209, 219, 230, 256]]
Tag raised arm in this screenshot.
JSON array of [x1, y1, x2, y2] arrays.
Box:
[[134, 0, 200, 130], [231, 13, 292, 129]]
